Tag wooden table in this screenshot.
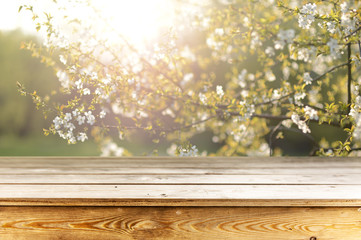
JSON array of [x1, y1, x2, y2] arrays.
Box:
[[1, 157, 361, 239]]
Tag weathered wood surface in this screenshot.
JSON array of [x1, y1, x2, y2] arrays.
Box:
[[1, 157, 361, 206], [1, 184, 361, 199], [1, 206, 361, 240], [2, 174, 361, 184], [1, 157, 361, 239]]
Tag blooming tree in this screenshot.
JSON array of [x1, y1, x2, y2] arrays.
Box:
[[18, 0, 361, 156]]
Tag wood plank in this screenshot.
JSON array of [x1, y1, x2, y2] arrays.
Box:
[[2, 161, 361, 168], [1, 167, 361, 174], [1, 185, 361, 199], [1, 156, 360, 162], [2, 198, 361, 207], [1, 157, 361, 168], [1, 206, 361, 240], [1, 174, 361, 185]]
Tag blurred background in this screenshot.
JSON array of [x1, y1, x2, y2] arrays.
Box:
[[0, 1, 346, 156], [0, 1, 100, 155], [0, 29, 100, 155]]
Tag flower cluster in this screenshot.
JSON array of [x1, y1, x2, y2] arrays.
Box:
[[101, 141, 125, 157], [340, 2, 358, 36], [291, 113, 311, 134], [178, 145, 199, 157], [52, 110, 95, 144], [274, 29, 295, 50], [298, 3, 317, 29], [304, 106, 318, 120], [303, 72, 313, 85], [216, 85, 224, 98]]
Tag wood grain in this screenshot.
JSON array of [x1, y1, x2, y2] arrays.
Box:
[[1, 174, 361, 184], [1, 156, 361, 167], [1, 206, 361, 240], [2, 198, 361, 207], [2, 157, 361, 239], [1, 167, 361, 175], [2, 184, 361, 199]]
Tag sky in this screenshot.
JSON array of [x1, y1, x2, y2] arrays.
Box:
[[0, 0, 179, 44], [0, 0, 37, 33]]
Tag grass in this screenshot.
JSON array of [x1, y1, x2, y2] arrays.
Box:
[[0, 134, 100, 156]]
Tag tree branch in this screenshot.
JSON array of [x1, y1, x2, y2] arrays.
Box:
[[102, 115, 217, 133], [254, 62, 348, 108], [347, 43, 352, 114], [345, 26, 361, 39], [313, 62, 348, 82]]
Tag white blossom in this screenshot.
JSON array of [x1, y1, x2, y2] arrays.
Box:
[[101, 141, 124, 157], [341, 13, 357, 36], [182, 73, 194, 84], [77, 115, 86, 125], [292, 47, 316, 62], [216, 85, 224, 98], [162, 108, 175, 118], [303, 72, 313, 85], [69, 65, 77, 74], [282, 119, 293, 128], [199, 93, 207, 105], [82, 88, 91, 95], [64, 122, 75, 132], [294, 92, 306, 105], [77, 132, 88, 142], [298, 3, 317, 29], [340, 2, 348, 14], [272, 89, 281, 100], [68, 136, 76, 144], [206, 34, 223, 50], [95, 88, 102, 95], [250, 32, 262, 49], [90, 72, 99, 81], [304, 106, 318, 120], [99, 110, 106, 119], [274, 29, 295, 49], [72, 109, 80, 117], [265, 46, 275, 56], [231, 124, 247, 142], [238, 69, 247, 87], [326, 22, 337, 34], [75, 79, 83, 89], [215, 28, 224, 36], [265, 70, 276, 82], [291, 113, 311, 134], [59, 55, 67, 65], [84, 111, 95, 125], [56, 70, 70, 88], [53, 116, 63, 130], [179, 145, 199, 157], [64, 113, 72, 122]]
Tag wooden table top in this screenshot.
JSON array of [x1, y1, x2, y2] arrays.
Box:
[[1, 157, 361, 207]]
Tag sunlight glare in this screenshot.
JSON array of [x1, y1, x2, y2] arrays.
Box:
[[92, 0, 175, 47]]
